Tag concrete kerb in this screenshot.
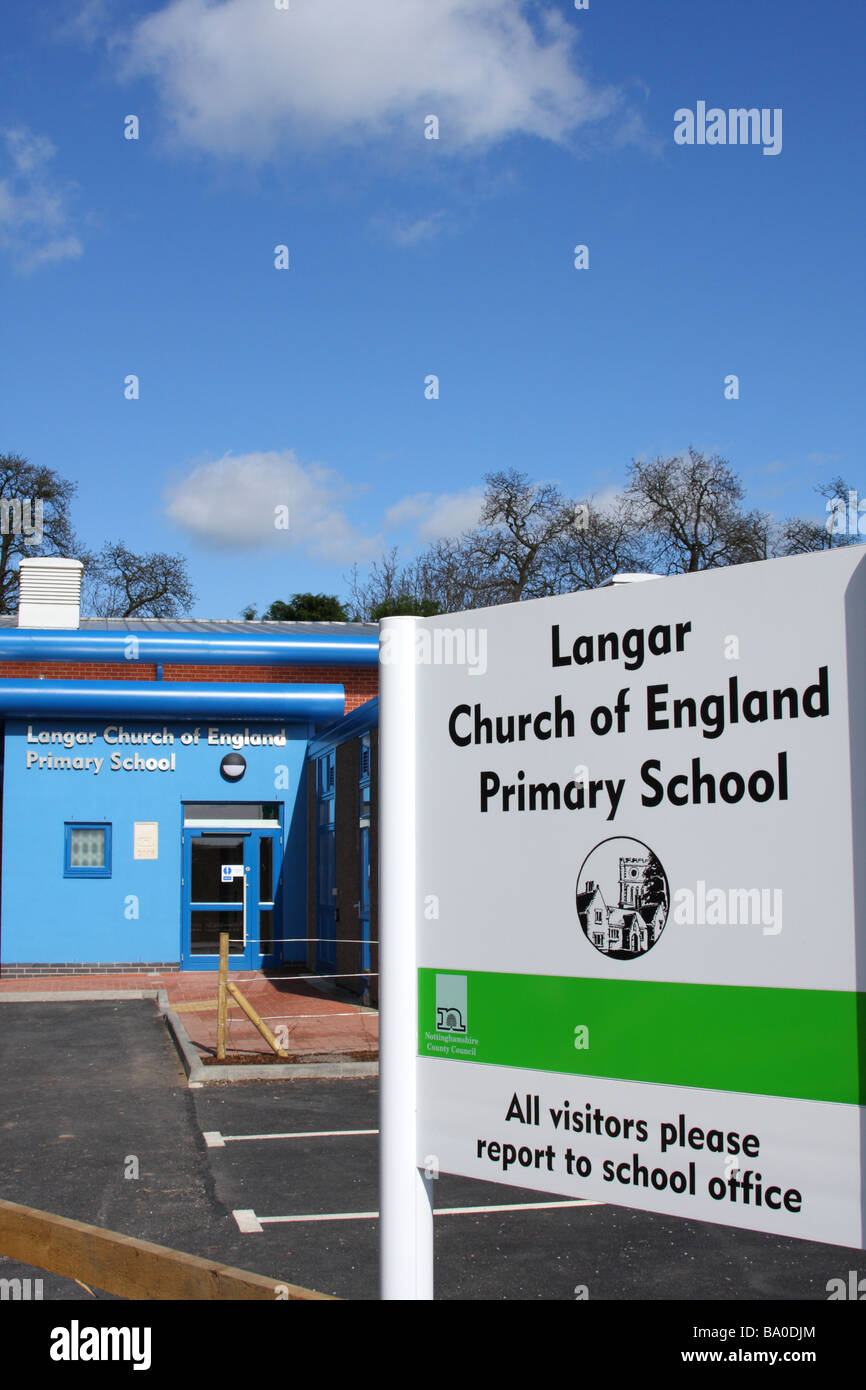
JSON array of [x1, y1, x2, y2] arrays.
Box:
[[0, 990, 163, 1003], [0, 989, 379, 1086], [159, 991, 379, 1083]]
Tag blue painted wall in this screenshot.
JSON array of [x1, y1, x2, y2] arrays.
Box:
[[1, 717, 311, 966]]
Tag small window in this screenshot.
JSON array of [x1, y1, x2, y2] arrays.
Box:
[[318, 751, 336, 797], [359, 734, 371, 827], [65, 824, 111, 878]]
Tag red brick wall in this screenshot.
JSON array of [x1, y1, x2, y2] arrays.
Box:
[[0, 662, 378, 712], [163, 665, 378, 712], [0, 663, 157, 681]]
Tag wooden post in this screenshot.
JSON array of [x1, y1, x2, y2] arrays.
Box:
[[227, 981, 289, 1057], [217, 930, 229, 1061]]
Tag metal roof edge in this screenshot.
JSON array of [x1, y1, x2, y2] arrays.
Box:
[[307, 697, 379, 758]]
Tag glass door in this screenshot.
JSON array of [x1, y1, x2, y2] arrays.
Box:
[[315, 752, 337, 973], [182, 824, 282, 971]]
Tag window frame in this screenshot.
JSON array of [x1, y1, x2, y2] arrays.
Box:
[[359, 734, 371, 828], [64, 822, 112, 879]]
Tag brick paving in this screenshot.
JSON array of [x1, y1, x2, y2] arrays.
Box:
[[0, 970, 378, 1063]]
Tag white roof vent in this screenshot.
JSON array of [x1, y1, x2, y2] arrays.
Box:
[[18, 557, 83, 629]]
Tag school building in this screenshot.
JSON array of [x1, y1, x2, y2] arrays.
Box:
[[0, 558, 380, 997]]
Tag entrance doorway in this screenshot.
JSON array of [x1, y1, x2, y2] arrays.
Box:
[[181, 803, 282, 971]]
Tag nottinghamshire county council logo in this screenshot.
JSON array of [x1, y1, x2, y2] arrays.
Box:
[[576, 837, 670, 960], [435, 973, 467, 1032]]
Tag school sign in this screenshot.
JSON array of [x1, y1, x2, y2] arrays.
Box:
[[379, 547, 866, 1294]]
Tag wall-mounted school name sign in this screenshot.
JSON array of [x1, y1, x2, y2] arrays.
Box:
[[21, 724, 288, 775], [411, 548, 866, 1249]]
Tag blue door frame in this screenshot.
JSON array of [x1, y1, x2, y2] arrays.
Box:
[[358, 823, 371, 998], [315, 750, 337, 973], [315, 818, 336, 973], [181, 824, 283, 971], [358, 734, 372, 1000]]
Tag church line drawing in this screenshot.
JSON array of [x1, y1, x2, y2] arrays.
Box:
[[576, 851, 668, 958]]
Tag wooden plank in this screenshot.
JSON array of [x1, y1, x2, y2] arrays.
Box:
[[173, 999, 242, 1015], [227, 982, 289, 1057], [0, 1198, 335, 1301]]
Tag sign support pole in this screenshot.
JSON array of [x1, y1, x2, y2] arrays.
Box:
[[379, 617, 434, 1300]]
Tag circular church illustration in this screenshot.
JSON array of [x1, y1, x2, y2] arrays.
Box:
[[576, 837, 669, 959]]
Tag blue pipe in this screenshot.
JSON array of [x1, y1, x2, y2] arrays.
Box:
[[0, 679, 345, 722], [0, 629, 379, 668]]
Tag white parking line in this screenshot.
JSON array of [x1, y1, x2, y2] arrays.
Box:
[[232, 1198, 600, 1232], [204, 1128, 378, 1147], [233, 1209, 264, 1233], [433, 1200, 602, 1216]]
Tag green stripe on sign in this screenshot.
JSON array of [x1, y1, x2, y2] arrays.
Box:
[[418, 970, 865, 1105]]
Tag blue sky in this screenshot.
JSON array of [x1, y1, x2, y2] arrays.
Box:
[[1, 0, 863, 617]]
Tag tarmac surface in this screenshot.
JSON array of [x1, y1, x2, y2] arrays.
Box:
[[0, 998, 862, 1302]]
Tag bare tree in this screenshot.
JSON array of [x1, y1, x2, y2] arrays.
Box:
[[0, 453, 84, 613], [346, 550, 404, 620], [83, 543, 195, 618], [549, 497, 650, 591], [351, 472, 651, 615], [350, 454, 802, 617], [467, 469, 579, 603], [412, 536, 499, 612], [346, 472, 571, 616], [774, 476, 864, 555], [625, 448, 771, 573]]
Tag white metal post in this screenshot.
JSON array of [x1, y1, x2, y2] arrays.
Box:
[[379, 617, 435, 1300]]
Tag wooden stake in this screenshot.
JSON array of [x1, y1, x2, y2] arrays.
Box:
[[217, 930, 229, 1061], [227, 981, 289, 1057]]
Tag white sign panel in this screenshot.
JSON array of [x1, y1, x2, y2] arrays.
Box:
[[221, 864, 245, 882], [411, 549, 866, 1249], [133, 821, 158, 860]]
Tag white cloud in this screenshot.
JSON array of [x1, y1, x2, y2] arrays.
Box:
[[60, 0, 116, 46], [6, 129, 56, 175], [385, 488, 485, 539], [585, 483, 624, 512], [164, 450, 384, 561], [20, 236, 85, 272], [372, 211, 448, 248], [804, 453, 841, 469], [0, 128, 83, 273], [165, 450, 492, 562], [120, 0, 621, 159]]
